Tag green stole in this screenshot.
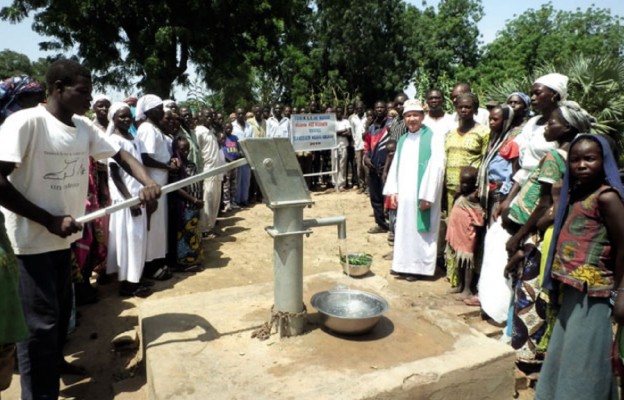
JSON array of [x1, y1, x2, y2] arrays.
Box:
[[396, 126, 433, 232]]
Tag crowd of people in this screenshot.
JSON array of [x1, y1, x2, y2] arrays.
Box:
[[0, 58, 623, 400]]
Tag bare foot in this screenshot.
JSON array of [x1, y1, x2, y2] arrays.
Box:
[[455, 291, 473, 301], [447, 286, 462, 294]]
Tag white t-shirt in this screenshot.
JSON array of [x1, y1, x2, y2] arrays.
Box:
[[424, 113, 454, 137], [195, 125, 222, 179], [266, 117, 291, 138], [0, 105, 119, 255], [232, 120, 254, 139], [348, 113, 366, 150], [335, 118, 351, 147]]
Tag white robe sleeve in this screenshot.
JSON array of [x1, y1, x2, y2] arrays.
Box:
[[383, 152, 399, 195], [204, 134, 220, 170], [418, 131, 446, 203]]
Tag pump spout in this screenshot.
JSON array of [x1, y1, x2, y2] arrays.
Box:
[[302, 216, 347, 240]]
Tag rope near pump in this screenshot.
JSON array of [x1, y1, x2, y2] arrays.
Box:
[[251, 305, 308, 340]]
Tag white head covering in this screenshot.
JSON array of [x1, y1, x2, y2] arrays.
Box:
[[136, 94, 163, 121], [91, 94, 111, 109], [534, 73, 569, 101], [402, 99, 424, 114], [163, 99, 176, 111], [105, 102, 131, 135]]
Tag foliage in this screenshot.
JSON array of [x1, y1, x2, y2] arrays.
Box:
[[476, 3, 624, 89], [307, 0, 415, 106], [484, 55, 624, 153], [0, 49, 49, 84], [7, 0, 623, 121], [415, 0, 483, 86], [1, 0, 299, 100]]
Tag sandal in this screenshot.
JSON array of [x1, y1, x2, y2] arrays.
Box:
[[170, 263, 202, 273], [464, 295, 481, 307], [150, 266, 173, 281], [367, 226, 388, 234], [119, 284, 152, 298]]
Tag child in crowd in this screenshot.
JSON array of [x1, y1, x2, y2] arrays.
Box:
[[445, 166, 485, 299], [536, 134, 624, 399], [106, 102, 151, 298], [222, 122, 240, 212], [170, 135, 204, 270]]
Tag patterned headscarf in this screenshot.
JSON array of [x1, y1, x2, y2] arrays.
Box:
[[542, 134, 624, 291], [506, 92, 531, 116], [558, 100, 595, 134], [0, 75, 44, 124], [477, 105, 515, 208]]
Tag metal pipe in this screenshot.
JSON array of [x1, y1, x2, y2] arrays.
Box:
[[272, 206, 306, 336], [76, 158, 248, 224], [302, 216, 347, 240]]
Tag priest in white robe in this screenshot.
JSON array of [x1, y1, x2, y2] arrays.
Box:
[[383, 99, 446, 281]]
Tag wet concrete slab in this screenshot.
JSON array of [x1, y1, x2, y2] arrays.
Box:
[[140, 272, 515, 400]]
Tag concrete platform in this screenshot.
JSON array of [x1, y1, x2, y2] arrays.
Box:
[[140, 272, 515, 400]]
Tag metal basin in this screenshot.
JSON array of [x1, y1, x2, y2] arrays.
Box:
[[340, 253, 373, 277], [311, 289, 388, 335]]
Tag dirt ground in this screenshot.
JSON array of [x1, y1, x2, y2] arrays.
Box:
[[3, 188, 534, 400]]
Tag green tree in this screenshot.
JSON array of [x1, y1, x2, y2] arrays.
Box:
[[310, 0, 419, 106], [1, 0, 300, 99], [245, 0, 314, 108], [0, 49, 50, 84], [418, 0, 483, 86], [484, 55, 624, 155], [0, 49, 32, 79], [476, 3, 624, 88]]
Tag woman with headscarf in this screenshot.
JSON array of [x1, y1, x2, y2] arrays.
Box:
[[477, 105, 516, 217], [479, 77, 566, 323], [136, 95, 178, 280], [91, 94, 111, 132], [499, 73, 569, 222], [70, 95, 113, 303], [471, 102, 525, 308], [105, 102, 151, 297], [0, 75, 45, 125], [0, 75, 43, 395]]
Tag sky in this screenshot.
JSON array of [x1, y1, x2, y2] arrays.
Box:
[[409, 0, 624, 44], [0, 0, 623, 98]]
